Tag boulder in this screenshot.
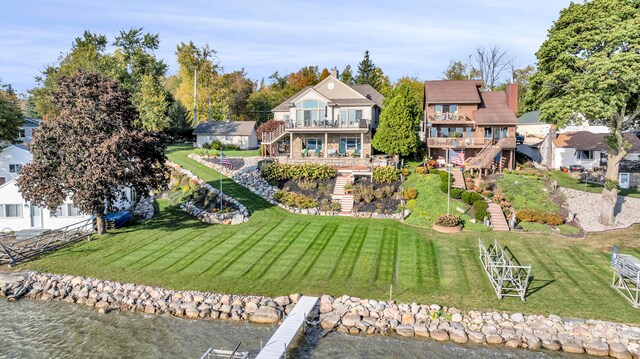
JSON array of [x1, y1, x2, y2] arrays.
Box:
[[584, 341, 610, 357], [248, 306, 281, 324], [451, 313, 463, 323], [561, 341, 584, 354], [414, 324, 429, 338], [185, 308, 200, 319], [401, 313, 415, 325], [320, 313, 341, 331], [431, 329, 449, 342], [245, 301, 259, 314], [231, 213, 244, 225], [395, 325, 414, 337], [468, 331, 486, 344], [523, 334, 541, 350], [542, 339, 562, 351], [510, 312, 525, 323], [341, 313, 362, 327], [505, 338, 522, 348], [609, 343, 632, 359], [486, 334, 504, 345], [450, 330, 468, 344]]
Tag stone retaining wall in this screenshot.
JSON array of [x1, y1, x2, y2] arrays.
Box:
[[167, 162, 249, 225], [1, 271, 638, 358]]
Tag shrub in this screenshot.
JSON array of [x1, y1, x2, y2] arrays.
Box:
[[274, 190, 318, 208], [353, 183, 376, 203], [434, 214, 461, 227], [403, 188, 418, 200], [461, 191, 483, 205], [516, 209, 564, 226], [260, 162, 338, 183], [221, 143, 240, 151], [429, 168, 440, 174], [373, 166, 401, 183], [401, 168, 411, 177], [256, 119, 285, 140], [473, 200, 489, 221], [297, 179, 317, 190], [450, 188, 464, 199], [415, 166, 429, 175], [605, 179, 619, 190]]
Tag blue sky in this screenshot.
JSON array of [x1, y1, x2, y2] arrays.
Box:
[[0, 0, 572, 93]]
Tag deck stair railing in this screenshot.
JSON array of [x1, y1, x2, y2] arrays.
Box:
[[611, 245, 640, 308], [262, 122, 287, 145], [467, 138, 510, 169], [0, 219, 94, 266], [478, 239, 531, 302]]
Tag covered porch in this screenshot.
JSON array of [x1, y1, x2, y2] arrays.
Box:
[[289, 132, 372, 160]]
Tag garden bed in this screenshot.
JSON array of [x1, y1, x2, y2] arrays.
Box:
[[351, 177, 402, 215]]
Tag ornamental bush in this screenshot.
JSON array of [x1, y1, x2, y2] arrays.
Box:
[[461, 191, 484, 205], [403, 188, 418, 200], [273, 190, 318, 208], [434, 214, 461, 227], [472, 199, 489, 221], [516, 209, 564, 226], [415, 166, 428, 175], [261, 162, 338, 183], [373, 166, 401, 183]]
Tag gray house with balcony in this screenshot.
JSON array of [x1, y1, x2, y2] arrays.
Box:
[[266, 72, 384, 160]]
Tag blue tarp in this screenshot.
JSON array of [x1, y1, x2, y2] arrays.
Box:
[[103, 211, 131, 228]]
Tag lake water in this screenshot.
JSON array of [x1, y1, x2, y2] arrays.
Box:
[[0, 299, 593, 358]]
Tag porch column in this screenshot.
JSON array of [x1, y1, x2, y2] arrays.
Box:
[[510, 150, 514, 169], [324, 132, 328, 157], [289, 132, 293, 159], [360, 133, 364, 159]]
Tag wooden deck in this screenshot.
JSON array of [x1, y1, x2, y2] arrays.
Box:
[[255, 296, 319, 359]]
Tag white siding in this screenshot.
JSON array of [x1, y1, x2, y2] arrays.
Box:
[[516, 124, 551, 138], [196, 134, 257, 150], [0, 146, 32, 183], [553, 148, 601, 169]]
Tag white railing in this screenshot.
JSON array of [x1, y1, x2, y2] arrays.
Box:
[[428, 112, 471, 122], [286, 118, 369, 130]]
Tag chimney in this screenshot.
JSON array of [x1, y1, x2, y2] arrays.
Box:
[[505, 83, 518, 113], [330, 68, 338, 78]]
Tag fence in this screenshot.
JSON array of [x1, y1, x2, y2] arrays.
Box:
[[479, 239, 531, 302], [0, 219, 94, 266]]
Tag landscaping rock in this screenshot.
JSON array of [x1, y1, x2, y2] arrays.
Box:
[[584, 341, 610, 357], [431, 329, 449, 342], [248, 306, 281, 324], [396, 325, 414, 337], [609, 343, 632, 359]]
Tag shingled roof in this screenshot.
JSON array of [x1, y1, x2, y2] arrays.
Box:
[[424, 80, 483, 104], [193, 121, 256, 136], [349, 84, 384, 107], [474, 92, 518, 125], [553, 131, 640, 152]]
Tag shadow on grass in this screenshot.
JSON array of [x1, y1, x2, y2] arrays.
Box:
[[526, 277, 555, 297]]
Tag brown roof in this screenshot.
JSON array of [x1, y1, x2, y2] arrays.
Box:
[[474, 91, 517, 125], [553, 131, 640, 152], [424, 80, 483, 104]]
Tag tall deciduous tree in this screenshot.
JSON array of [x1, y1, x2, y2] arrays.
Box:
[[526, 0, 640, 225], [371, 84, 422, 157], [443, 60, 469, 80], [473, 45, 512, 90], [17, 72, 168, 234], [0, 83, 24, 144], [512, 64, 536, 115], [134, 74, 169, 132]]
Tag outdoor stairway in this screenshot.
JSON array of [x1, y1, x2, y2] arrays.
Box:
[[467, 138, 509, 169], [332, 175, 354, 216], [486, 200, 510, 231], [451, 168, 466, 189]]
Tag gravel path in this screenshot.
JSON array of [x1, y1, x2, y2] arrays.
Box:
[[559, 187, 640, 232]]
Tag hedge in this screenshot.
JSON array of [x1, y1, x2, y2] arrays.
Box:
[[373, 166, 401, 183], [261, 162, 338, 183], [516, 209, 564, 226], [473, 199, 489, 221]]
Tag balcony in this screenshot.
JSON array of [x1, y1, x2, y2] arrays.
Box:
[[286, 118, 370, 132], [427, 137, 492, 148], [428, 112, 472, 124]]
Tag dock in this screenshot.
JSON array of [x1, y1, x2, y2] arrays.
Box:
[[255, 296, 319, 359]]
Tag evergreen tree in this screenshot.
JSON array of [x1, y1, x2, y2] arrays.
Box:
[[340, 64, 354, 84], [0, 83, 23, 144], [356, 50, 376, 86], [371, 84, 421, 157]]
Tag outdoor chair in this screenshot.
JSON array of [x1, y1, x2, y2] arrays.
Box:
[[315, 147, 321, 157]]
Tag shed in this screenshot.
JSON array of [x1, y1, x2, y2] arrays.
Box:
[[193, 121, 258, 150]]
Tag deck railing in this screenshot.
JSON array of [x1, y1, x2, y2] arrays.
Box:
[[428, 112, 471, 122], [286, 118, 369, 130]]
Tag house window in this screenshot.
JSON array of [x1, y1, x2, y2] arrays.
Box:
[[18, 129, 26, 138], [295, 100, 326, 127], [0, 204, 22, 218], [576, 150, 594, 160], [304, 138, 323, 151], [430, 128, 437, 138], [339, 109, 363, 127], [434, 104, 458, 113], [484, 128, 492, 138], [51, 204, 81, 217], [465, 127, 472, 138], [339, 138, 361, 153], [284, 114, 290, 123], [9, 164, 23, 173]]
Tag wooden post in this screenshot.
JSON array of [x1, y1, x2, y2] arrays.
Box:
[[289, 133, 293, 159], [324, 132, 328, 158], [360, 132, 364, 159]]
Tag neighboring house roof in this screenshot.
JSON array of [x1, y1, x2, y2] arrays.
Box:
[[3, 144, 29, 152], [271, 76, 385, 112], [474, 92, 518, 125], [553, 131, 640, 152], [424, 80, 483, 104], [22, 118, 41, 127], [193, 121, 256, 136], [518, 110, 545, 125], [349, 84, 384, 107]]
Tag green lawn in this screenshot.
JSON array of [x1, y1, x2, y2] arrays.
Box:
[[21, 145, 640, 323], [403, 173, 488, 232], [223, 148, 261, 157], [496, 174, 560, 213], [549, 171, 640, 199], [519, 222, 581, 236]]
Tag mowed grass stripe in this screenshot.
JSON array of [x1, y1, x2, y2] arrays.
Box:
[[330, 224, 367, 280], [396, 228, 419, 289], [133, 229, 205, 270], [111, 228, 201, 268], [263, 223, 327, 281], [308, 223, 358, 280], [375, 227, 398, 284], [422, 239, 441, 288], [225, 220, 303, 278], [297, 224, 340, 279], [199, 220, 290, 276], [251, 222, 312, 280], [350, 225, 384, 285], [163, 230, 240, 273]]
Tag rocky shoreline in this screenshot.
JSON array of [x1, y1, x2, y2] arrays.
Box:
[[1, 271, 638, 358]]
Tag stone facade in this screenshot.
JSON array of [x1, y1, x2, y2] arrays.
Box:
[[289, 132, 371, 159]]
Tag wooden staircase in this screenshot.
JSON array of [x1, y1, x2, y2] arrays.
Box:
[[467, 138, 510, 169], [486, 200, 510, 231], [261, 122, 288, 157], [332, 175, 354, 216]]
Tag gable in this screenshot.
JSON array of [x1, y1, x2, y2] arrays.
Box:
[[314, 75, 366, 100]]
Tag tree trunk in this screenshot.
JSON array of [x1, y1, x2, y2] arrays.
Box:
[[96, 213, 106, 235], [600, 188, 618, 225]]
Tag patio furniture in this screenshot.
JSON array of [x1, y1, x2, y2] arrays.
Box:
[[353, 148, 360, 157], [315, 147, 321, 157], [327, 149, 337, 157]]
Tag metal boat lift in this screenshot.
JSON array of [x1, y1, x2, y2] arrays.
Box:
[[479, 239, 531, 302], [611, 245, 640, 308]]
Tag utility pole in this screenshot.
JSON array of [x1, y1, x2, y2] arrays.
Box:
[[193, 68, 198, 127], [208, 94, 212, 122], [467, 54, 472, 80]]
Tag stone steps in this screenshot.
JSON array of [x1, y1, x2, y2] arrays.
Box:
[[451, 168, 466, 189], [486, 201, 509, 231], [333, 175, 354, 215]]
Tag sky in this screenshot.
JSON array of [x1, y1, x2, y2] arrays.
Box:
[[0, 0, 573, 93]]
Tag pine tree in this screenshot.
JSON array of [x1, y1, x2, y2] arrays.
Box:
[[356, 50, 376, 85], [340, 65, 354, 84], [371, 84, 421, 157], [0, 83, 24, 143]]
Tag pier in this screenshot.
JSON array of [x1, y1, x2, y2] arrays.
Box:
[[255, 296, 319, 359]]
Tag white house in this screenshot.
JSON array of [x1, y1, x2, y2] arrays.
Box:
[[17, 118, 41, 144], [0, 145, 134, 232], [517, 111, 551, 139], [539, 130, 640, 171], [193, 120, 257, 150]]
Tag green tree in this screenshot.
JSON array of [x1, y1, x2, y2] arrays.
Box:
[[0, 83, 24, 144], [319, 68, 331, 81], [393, 76, 424, 118], [17, 72, 168, 234], [512, 65, 536, 115], [340, 64, 355, 84], [220, 70, 254, 121], [355, 51, 390, 93], [134, 74, 169, 132], [371, 84, 422, 157], [443, 60, 469, 80], [526, 0, 640, 225]]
